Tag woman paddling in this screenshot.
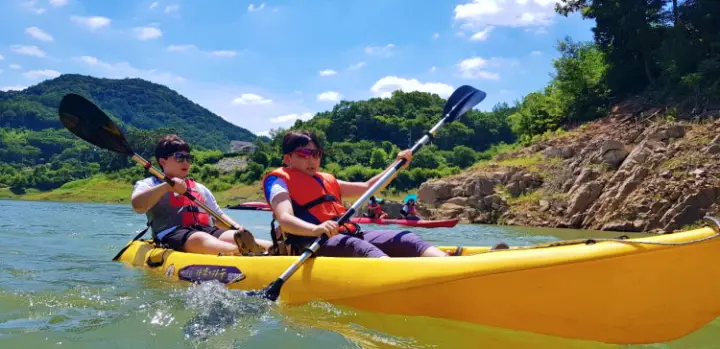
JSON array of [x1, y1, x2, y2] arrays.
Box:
[[366, 196, 388, 219], [262, 130, 450, 258], [400, 195, 422, 221]]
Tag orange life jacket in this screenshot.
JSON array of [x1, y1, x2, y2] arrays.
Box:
[[262, 167, 360, 253]]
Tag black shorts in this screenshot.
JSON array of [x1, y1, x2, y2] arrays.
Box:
[[158, 225, 226, 252]]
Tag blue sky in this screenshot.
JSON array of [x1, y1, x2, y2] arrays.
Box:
[[0, 0, 595, 137]]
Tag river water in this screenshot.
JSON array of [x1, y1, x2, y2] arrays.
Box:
[[0, 199, 717, 349]]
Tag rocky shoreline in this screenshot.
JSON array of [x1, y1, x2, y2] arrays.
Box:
[[416, 105, 720, 234]]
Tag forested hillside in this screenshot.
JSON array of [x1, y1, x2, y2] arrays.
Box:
[[509, 0, 720, 143], [0, 74, 255, 192]]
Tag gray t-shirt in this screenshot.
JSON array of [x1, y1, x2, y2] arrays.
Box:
[[132, 177, 224, 240]]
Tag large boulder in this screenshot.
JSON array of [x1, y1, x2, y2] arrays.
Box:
[[417, 180, 456, 206], [566, 181, 605, 216]]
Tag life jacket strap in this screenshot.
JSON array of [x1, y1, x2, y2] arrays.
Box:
[[292, 194, 340, 214]]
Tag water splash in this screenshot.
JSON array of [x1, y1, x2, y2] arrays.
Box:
[[180, 281, 272, 342]]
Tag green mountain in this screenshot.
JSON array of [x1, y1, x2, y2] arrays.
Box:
[[0, 74, 256, 192], [0, 74, 255, 150]]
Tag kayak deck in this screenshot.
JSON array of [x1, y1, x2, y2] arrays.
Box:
[[115, 224, 720, 345]]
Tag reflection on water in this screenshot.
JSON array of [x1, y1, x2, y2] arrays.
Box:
[[0, 199, 717, 348]]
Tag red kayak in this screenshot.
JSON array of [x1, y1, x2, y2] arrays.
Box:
[[350, 217, 459, 228], [226, 201, 271, 211]]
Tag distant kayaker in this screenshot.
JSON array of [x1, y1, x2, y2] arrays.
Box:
[[400, 197, 422, 221], [366, 196, 388, 219], [262, 130, 451, 258], [130, 134, 272, 255]]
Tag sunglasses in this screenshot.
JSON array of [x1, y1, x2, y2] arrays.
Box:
[[292, 148, 323, 159], [171, 152, 193, 163]]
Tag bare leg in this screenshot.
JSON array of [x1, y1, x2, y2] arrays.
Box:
[[217, 230, 273, 251], [420, 245, 450, 257], [184, 232, 240, 255]]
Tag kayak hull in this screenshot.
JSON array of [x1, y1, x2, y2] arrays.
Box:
[[226, 202, 271, 211], [350, 217, 459, 228], [115, 225, 720, 345]]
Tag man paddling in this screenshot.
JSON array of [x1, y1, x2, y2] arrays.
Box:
[[130, 135, 271, 255], [262, 130, 451, 258]]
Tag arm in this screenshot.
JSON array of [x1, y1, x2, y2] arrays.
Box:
[[215, 212, 240, 230], [267, 177, 339, 238], [271, 192, 322, 237], [131, 180, 173, 214], [399, 205, 408, 217], [199, 184, 243, 230]]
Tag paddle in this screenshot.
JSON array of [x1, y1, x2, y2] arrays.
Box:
[[246, 85, 487, 301], [56, 93, 256, 260]]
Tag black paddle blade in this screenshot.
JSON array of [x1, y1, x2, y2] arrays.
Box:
[[243, 278, 283, 301], [58, 93, 134, 156], [443, 85, 487, 122]]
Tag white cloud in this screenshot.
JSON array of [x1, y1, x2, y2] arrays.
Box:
[[0, 54, 3, 60], [77, 55, 185, 85], [0, 85, 28, 92], [232, 93, 272, 105], [25, 26, 54, 41], [49, 0, 68, 7], [21, 0, 46, 14], [211, 50, 238, 57], [531, 50, 543, 56], [164, 4, 179, 14], [365, 44, 395, 57], [370, 76, 455, 98], [348, 62, 366, 70], [433, 33, 440, 39], [270, 112, 313, 123], [80, 56, 98, 64], [10, 45, 46, 57], [525, 27, 549, 35], [456, 57, 510, 80], [71, 16, 111, 31], [248, 3, 265, 11], [470, 26, 493, 41], [149, 2, 159, 9], [23, 69, 61, 80], [317, 91, 342, 102], [167, 44, 196, 52], [134, 26, 162, 40], [10, 64, 22, 70], [454, 0, 558, 33], [429, 66, 437, 73], [256, 130, 271, 137], [319, 69, 337, 76]]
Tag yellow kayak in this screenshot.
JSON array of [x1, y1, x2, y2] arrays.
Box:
[[115, 221, 720, 345]]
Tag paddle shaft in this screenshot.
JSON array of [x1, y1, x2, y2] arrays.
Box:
[[130, 153, 238, 230], [269, 114, 451, 286]]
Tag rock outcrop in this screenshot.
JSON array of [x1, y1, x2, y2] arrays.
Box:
[[416, 110, 720, 233]]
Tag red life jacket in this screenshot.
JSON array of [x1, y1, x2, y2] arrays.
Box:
[[263, 167, 359, 235], [368, 202, 383, 215], [168, 178, 210, 226]]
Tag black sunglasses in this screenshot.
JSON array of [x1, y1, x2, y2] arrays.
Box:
[[171, 152, 193, 163]]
